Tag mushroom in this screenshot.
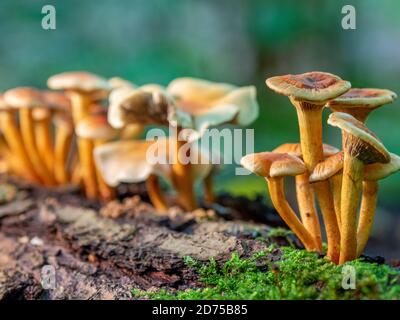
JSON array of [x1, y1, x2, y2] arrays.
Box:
[[266, 72, 350, 262], [273, 143, 340, 251], [0, 95, 40, 182], [327, 88, 397, 123], [357, 153, 400, 256], [94, 138, 213, 212], [76, 112, 119, 201], [4, 87, 56, 186], [327, 112, 390, 264], [48, 71, 111, 198], [240, 152, 317, 250]]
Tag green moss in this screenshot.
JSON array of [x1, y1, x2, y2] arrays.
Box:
[[132, 246, 400, 300]]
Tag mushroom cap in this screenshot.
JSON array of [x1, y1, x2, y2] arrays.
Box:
[[52, 112, 74, 133], [364, 153, 400, 181], [327, 112, 390, 164], [47, 71, 111, 92], [327, 88, 397, 108], [76, 114, 119, 140], [273, 143, 339, 158], [167, 77, 259, 132], [0, 95, 11, 111], [93, 138, 213, 187], [240, 152, 307, 178], [266, 71, 351, 103], [4, 87, 45, 109], [108, 77, 135, 89], [309, 152, 344, 182], [42, 91, 71, 111]]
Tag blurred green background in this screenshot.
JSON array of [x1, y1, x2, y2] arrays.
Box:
[[0, 0, 399, 256]]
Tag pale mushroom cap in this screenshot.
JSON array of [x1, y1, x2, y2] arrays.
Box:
[[240, 152, 307, 178], [364, 153, 400, 181], [327, 88, 397, 108], [32, 108, 51, 121], [76, 114, 119, 140], [327, 112, 390, 164], [94, 138, 213, 187], [273, 143, 339, 158], [309, 152, 344, 182], [108, 77, 135, 89], [266, 71, 351, 103], [47, 71, 111, 92], [0, 95, 11, 111], [4, 87, 45, 109], [167, 77, 259, 129]]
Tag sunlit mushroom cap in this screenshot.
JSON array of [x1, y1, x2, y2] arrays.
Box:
[[167, 77, 259, 133], [4, 87, 45, 109], [328, 112, 390, 164], [240, 152, 306, 178], [328, 88, 397, 108], [364, 153, 400, 181], [76, 114, 119, 140], [47, 71, 111, 92], [273, 143, 339, 158], [94, 138, 213, 187], [309, 152, 344, 182], [266, 71, 351, 103]]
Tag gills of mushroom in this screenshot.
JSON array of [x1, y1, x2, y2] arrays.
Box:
[[167, 77, 259, 209], [75, 113, 119, 201], [93, 139, 213, 213], [266, 72, 350, 262], [4, 88, 56, 186], [48, 71, 111, 198], [328, 112, 390, 264], [273, 143, 339, 251], [357, 153, 400, 257], [0, 95, 40, 182], [241, 152, 317, 251]]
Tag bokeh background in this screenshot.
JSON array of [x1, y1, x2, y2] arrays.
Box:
[[0, 0, 399, 258]]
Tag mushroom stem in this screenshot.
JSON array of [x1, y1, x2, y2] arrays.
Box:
[[19, 108, 56, 186], [68, 92, 91, 124], [295, 173, 322, 251], [54, 125, 73, 184], [314, 181, 341, 263], [331, 173, 342, 232], [146, 174, 169, 212], [94, 140, 115, 201], [77, 138, 98, 199], [35, 115, 55, 178], [0, 112, 40, 182], [266, 177, 317, 251], [203, 170, 215, 204], [171, 127, 197, 211], [340, 154, 364, 264], [356, 181, 379, 257]]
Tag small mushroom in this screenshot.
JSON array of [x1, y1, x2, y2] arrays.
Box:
[[76, 112, 119, 201], [48, 71, 111, 197], [4, 87, 56, 186], [328, 112, 390, 264], [357, 153, 400, 256], [273, 143, 340, 251], [0, 95, 40, 182], [240, 152, 317, 250], [266, 72, 350, 262], [327, 88, 397, 123], [94, 138, 213, 212]]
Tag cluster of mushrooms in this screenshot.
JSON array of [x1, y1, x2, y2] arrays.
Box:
[[0, 72, 258, 209], [1, 70, 398, 265], [241, 71, 399, 264]]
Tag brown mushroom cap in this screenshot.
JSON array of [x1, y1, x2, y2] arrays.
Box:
[[328, 112, 390, 164], [266, 71, 351, 103], [3, 87, 45, 109], [273, 143, 339, 158], [76, 114, 119, 140], [42, 91, 71, 111], [364, 153, 400, 181], [327, 88, 397, 109], [309, 152, 344, 182], [47, 71, 111, 93], [240, 152, 307, 178]]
